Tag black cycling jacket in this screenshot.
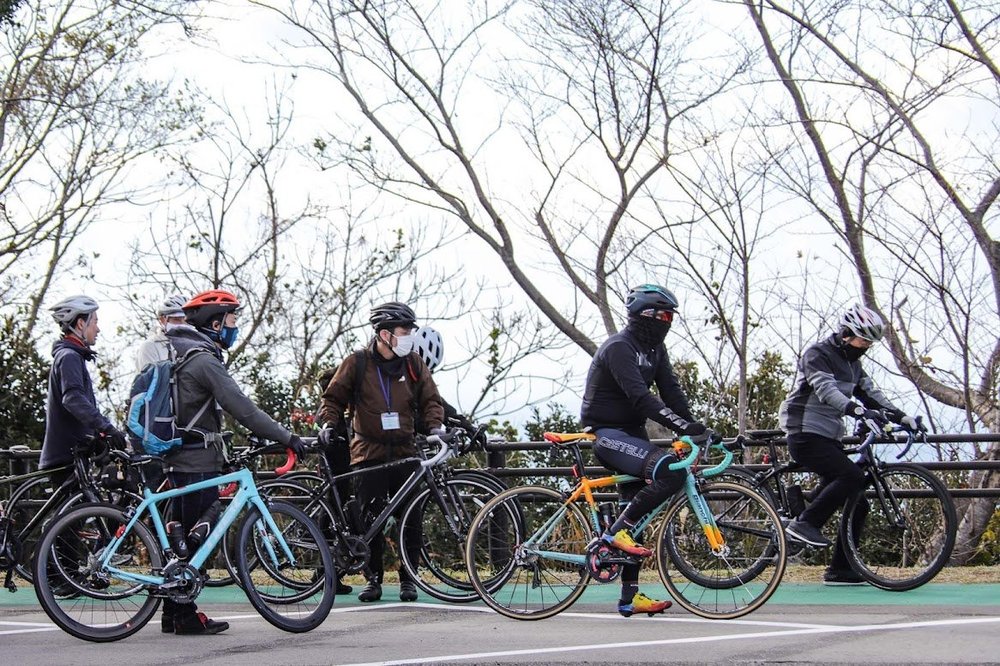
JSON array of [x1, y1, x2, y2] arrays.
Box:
[[580, 328, 695, 433]]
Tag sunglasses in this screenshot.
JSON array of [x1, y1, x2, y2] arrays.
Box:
[[642, 309, 674, 323]]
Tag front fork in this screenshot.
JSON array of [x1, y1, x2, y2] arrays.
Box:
[[684, 475, 725, 552]]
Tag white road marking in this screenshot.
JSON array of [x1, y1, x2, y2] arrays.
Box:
[[333, 615, 1000, 666]]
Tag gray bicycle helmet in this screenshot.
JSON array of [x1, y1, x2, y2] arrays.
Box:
[[839, 304, 884, 342], [413, 326, 444, 371], [625, 284, 679, 317], [156, 294, 187, 318], [370, 301, 417, 331], [50, 295, 99, 332]]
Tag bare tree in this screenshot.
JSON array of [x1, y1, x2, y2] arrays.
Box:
[[254, 0, 749, 354], [0, 0, 199, 337]]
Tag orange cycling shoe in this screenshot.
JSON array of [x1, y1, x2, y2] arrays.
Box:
[[602, 529, 652, 557], [618, 591, 672, 617]]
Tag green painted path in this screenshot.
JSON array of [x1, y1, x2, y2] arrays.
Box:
[[2, 582, 997, 608]]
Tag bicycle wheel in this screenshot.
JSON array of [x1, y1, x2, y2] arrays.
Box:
[[655, 481, 786, 619], [465, 485, 589, 620], [33, 503, 162, 642], [841, 463, 957, 591], [397, 476, 501, 602], [234, 500, 335, 632]]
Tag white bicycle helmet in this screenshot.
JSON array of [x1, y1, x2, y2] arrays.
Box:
[[839, 304, 884, 342], [413, 326, 444, 371], [156, 294, 187, 318], [50, 295, 99, 332]]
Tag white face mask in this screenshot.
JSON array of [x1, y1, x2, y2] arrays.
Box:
[[391, 333, 415, 357]]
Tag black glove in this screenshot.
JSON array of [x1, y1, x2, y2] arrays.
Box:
[[98, 426, 128, 451], [287, 435, 307, 457], [846, 403, 889, 427], [317, 426, 344, 449], [677, 421, 709, 444]]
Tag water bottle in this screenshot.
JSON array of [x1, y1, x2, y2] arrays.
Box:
[[786, 484, 806, 518], [598, 502, 616, 532]]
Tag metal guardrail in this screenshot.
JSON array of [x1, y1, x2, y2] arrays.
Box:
[[477, 432, 1000, 500], [3, 432, 999, 500]]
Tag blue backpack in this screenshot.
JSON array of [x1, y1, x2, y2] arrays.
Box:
[[127, 347, 212, 455]]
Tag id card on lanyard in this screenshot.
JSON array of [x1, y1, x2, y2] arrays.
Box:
[[377, 367, 401, 430]]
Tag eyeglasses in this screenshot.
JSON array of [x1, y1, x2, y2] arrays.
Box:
[[642, 309, 674, 323]]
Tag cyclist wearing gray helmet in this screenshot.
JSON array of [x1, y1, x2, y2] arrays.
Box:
[[581, 284, 711, 617], [42, 295, 126, 470], [779, 303, 924, 585], [134, 294, 187, 372]]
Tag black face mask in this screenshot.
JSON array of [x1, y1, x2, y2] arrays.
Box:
[[627, 316, 671, 347], [841, 341, 868, 361]]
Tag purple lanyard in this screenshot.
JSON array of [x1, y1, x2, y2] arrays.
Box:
[[376, 367, 393, 411]]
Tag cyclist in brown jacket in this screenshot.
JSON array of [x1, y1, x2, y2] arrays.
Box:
[[318, 301, 445, 603]]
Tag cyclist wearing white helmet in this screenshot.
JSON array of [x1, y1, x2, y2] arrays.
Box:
[[42, 295, 126, 470], [134, 294, 187, 372], [779, 303, 924, 585]]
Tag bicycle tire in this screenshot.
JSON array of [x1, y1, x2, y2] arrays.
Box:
[[465, 485, 588, 620], [10, 477, 142, 583], [234, 500, 335, 632], [33, 502, 162, 642], [397, 476, 502, 603], [656, 481, 786, 619], [451, 469, 508, 494], [841, 462, 957, 591]]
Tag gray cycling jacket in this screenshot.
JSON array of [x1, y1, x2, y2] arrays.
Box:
[[779, 334, 901, 440]]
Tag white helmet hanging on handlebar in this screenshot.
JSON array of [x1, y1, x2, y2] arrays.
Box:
[[413, 326, 444, 371]]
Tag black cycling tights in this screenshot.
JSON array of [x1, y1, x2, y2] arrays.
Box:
[[593, 428, 685, 525]]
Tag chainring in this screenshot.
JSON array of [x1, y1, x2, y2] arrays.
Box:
[[585, 542, 623, 583], [160, 561, 205, 604]]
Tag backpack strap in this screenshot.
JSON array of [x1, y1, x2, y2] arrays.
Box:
[[170, 346, 216, 439]]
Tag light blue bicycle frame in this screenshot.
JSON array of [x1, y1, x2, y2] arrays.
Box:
[[97, 467, 296, 586], [524, 442, 734, 566]]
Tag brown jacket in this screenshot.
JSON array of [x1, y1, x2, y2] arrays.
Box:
[[318, 343, 444, 464]]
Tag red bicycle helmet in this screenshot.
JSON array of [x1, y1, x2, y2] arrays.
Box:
[[183, 289, 241, 329]]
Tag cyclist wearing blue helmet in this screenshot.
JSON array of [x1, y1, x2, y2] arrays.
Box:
[[581, 284, 711, 617]]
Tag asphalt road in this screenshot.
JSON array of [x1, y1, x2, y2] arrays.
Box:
[[2, 583, 998, 664]]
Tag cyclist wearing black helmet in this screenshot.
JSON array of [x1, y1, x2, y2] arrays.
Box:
[[580, 284, 711, 617], [779, 304, 924, 585], [43, 295, 126, 470], [318, 301, 444, 603]]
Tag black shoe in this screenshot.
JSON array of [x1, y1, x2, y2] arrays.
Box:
[[823, 569, 866, 586], [336, 579, 353, 595], [174, 612, 229, 635], [161, 613, 174, 634], [358, 581, 382, 602], [399, 580, 418, 602], [785, 519, 832, 548]]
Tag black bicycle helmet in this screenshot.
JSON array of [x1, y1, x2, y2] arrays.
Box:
[[370, 301, 417, 331], [625, 284, 679, 317]]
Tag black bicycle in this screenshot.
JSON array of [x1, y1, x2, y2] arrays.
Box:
[[243, 429, 506, 603], [0, 439, 143, 591], [726, 418, 956, 590]]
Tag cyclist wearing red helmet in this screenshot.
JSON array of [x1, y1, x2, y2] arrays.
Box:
[[158, 288, 306, 635]]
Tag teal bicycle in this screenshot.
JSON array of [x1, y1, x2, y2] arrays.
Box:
[[32, 449, 335, 642], [465, 433, 786, 620]]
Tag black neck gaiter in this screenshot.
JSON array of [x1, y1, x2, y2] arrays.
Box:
[[627, 317, 670, 347]]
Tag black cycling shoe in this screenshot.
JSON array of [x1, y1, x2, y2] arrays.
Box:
[[358, 580, 382, 602], [399, 580, 418, 602], [823, 568, 866, 586], [174, 612, 229, 635], [785, 519, 832, 548], [336, 579, 353, 595], [161, 613, 174, 634]]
